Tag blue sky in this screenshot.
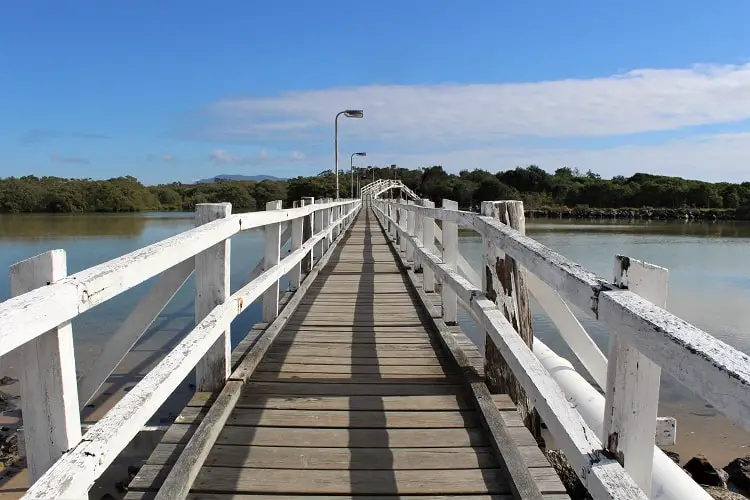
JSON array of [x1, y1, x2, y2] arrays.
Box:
[[2, 1, 750, 184]]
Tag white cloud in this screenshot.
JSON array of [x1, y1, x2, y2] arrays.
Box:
[[210, 149, 243, 164], [368, 131, 750, 182], [208, 63, 750, 143], [208, 148, 309, 167], [196, 63, 750, 181], [163, 154, 175, 163]]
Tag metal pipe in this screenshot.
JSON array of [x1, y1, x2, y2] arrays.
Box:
[[533, 339, 710, 500]]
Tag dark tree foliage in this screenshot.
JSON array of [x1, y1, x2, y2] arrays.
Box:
[[2, 166, 749, 216]]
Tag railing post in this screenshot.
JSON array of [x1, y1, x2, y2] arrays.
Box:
[[406, 200, 416, 265], [386, 203, 393, 237], [398, 201, 407, 255], [414, 199, 424, 272], [262, 200, 283, 321], [422, 200, 436, 291], [322, 203, 331, 254], [441, 199, 458, 324], [194, 203, 231, 392], [301, 197, 314, 273], [10, 250, 81, 483], [314, 200, 324, 262], [289, 202, 304, 290], [603, 256, 668, 493], [336, 203, 342, 236], [480, 200, 539, 438]]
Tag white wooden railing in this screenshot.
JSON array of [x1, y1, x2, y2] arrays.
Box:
[[0, 197, 361, 499], [361, 179, 420, 201], [372, 196, 750, 500]]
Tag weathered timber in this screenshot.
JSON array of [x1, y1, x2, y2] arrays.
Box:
[[603, 255, 668, 493], [10, 250, 81, 482], [381, 200, 750, 433], [152, 199, 361, 500], [125, 208, 558, 499], [261, 200, 283, 322], [194, 203, 232, 392], [78, 257, 194, 407], [24, 202, 361, 499], [300, 196, 314, 273], [481, 200, 539, 439], [373, 200, 646, 499], [382, 215, 551, 500]]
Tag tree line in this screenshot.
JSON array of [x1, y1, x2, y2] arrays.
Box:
[[1, 166, 750, 217]]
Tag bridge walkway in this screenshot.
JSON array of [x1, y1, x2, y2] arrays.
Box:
[[126, 208, 568, 499]]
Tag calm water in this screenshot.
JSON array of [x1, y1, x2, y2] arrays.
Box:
[[1, 213, 749, 420], [0, 213, 289, 354]]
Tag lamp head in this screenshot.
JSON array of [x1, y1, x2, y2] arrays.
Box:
[[356, 152, 367, 157], [344, 109, 364, 118]]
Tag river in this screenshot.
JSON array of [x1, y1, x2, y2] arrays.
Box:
[[0, 212, 749, 466]]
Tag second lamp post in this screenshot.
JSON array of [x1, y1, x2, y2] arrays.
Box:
[[334, 109, 363, 199], [350, 152, 366, 198]]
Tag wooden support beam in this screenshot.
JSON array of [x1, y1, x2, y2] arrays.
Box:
[[23, 204, 361, 500], [603, 255, 668, 493], [313, 202, 324, 263], [194, 203, 231, 392], [78, 258, 194, 407], [422, 200, 436, 291], [406, 200, 416, 264], [10, 250, 81, 483], [262, 200, 283, 322], [301, 197, 314, 273], [441, 199, 458, 324], [289, 209, 304, 289], [481, 200, 539, 439], [151, 200, 360, 500], [413, 199, 424, 272]]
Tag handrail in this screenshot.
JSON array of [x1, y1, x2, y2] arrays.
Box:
[[20, 199, 362, 498], [0, 199, 356, 358], [376, 199, 750, 431], [373, 197, 747, 499], [372, 201, 647, 500], [361, 179, 420, 201]]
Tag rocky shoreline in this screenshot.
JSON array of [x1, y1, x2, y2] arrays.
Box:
[[526, 207, 738, 221], [547, 449, 750, 499]]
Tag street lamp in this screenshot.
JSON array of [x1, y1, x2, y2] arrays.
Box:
[[335, 109, 364, 199], [350, 152, 366, 198]]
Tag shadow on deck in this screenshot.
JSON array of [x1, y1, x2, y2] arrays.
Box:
[[125, 208, 567, 499]]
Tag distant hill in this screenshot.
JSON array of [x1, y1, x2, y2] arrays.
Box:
[[197, 174, 286, 183]]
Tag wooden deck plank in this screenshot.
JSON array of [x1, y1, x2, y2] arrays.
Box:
[[177, 408, 480, 428], [162, 425, 492, 447], [231, 394, 476, 411], [250, 372, 458, 383], [126, 494, 569, 500], [131, 208, 565, 499], [259, 355, 446, 365], [255, 363, 451, 375], [242, 381, 462, 396], [273, 337, 435, 344], [265, 347, 441, 358], [146, 444, 498, 469], [133, 467, 511, 495]]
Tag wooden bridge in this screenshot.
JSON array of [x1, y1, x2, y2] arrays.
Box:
[[1, 182, 749, 500]]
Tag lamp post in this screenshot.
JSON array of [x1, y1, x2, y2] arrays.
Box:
[[350, 152, 366, 198], [335, 109, 363, 199]]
